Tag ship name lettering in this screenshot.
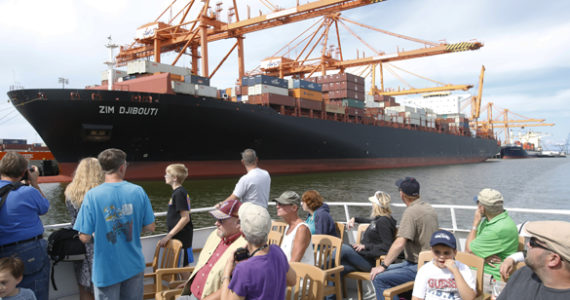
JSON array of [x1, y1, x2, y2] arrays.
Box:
[[99, 105, 114, 114], [118, 106, 158, 116]]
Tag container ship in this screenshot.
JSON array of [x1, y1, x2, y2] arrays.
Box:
[[7, 62, 499, 180]]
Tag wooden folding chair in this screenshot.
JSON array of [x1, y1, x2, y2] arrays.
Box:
[[271, 220, 288, 234], [154, 266, 195, 300], [287, 262, 326, 300], [312, 234, 344, 300], [143, 239, 183, 299], [268, 229, 284, 246], [343, 224, 379, 300], [335, 221, 346, 242]]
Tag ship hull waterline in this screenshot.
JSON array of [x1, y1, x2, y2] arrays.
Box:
[[8, 88, 500, 181]]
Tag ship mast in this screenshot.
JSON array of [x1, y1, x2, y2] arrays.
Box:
[[105, 36, 118, 91]]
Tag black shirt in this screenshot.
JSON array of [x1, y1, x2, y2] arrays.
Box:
[[166, 186, 193, 248]]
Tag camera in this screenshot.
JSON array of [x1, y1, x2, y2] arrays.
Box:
[[21, 167, 35, 181], [234, 247, 250, 262]]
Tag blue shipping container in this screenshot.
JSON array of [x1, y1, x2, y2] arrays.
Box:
[[290, 79, 322, 92], [185, 75, 210, 86], [251, 75, 288, 89]]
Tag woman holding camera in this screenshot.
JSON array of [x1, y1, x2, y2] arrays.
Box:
[[221, 203, 296, 300]]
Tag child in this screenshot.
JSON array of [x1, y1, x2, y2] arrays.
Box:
[[0, 257, 36, 300], [159, 164, 194, 270], [412, 230, 477, 300]]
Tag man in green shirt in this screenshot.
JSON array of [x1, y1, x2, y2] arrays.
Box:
[[466, 188, 518, 294]]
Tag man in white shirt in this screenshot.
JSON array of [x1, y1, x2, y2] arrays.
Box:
[[223, 149, 270, 208]]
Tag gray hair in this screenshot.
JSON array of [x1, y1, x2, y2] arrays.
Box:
[[243, 232, 268, 247], [482, 203, 504, 215], [241, 149, 257, 166]]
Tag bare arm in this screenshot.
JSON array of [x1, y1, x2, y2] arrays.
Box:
[[411, 296, 423, 300], [286, 266, 297, 287], [370, 237, 406, 280], [290, 225, 311, 262], [465, 208, 482, 253], [79, 233, 92, 244], [28, 166, 46, 198], [220, 250, 244, 300], [143, 222, 156, 233], [444, 259, 476, 300], [159, 210, 190, 246], [203, 289, 222, 300]]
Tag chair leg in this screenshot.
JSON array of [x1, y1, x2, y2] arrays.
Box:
[[357, 279, 363, 300], [342, 277, 347, 298], [335, 276, 342, 300]]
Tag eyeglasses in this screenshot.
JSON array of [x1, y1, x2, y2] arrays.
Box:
[[528, 237, 553, 252]]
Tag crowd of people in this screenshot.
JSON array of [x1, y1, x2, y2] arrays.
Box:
[[1, 148, 569, 300]]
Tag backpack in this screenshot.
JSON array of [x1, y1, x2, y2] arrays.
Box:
[[0, 182, 23, 209], [47, 228, 86, 290]]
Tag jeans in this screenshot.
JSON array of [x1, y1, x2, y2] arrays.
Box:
[[94, 272, 143, 300], [0, 238, 50, 300], [372, 260, 417, 300], [340, 244, 374, 276]]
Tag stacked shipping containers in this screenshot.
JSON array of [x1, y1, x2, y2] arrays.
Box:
[[244, 75, 297, 107], [288, 79, 323, 110], [307, 73, 366, 116]]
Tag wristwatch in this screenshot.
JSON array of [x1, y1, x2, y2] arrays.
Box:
[[380, 261, 389, 269]]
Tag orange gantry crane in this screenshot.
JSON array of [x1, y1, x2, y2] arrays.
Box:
[[115, 0, 386, 82], [475, 102, 555, 143]]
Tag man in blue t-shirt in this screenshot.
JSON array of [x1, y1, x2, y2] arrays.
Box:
[[74, 149, 155, 300]]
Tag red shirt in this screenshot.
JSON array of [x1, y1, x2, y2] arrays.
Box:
[[190, 232, 242, 299]]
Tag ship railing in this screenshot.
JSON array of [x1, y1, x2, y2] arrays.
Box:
[[44, 202, 570, 234]]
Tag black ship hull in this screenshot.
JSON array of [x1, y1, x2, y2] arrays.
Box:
[[8, 89, 500, 180]]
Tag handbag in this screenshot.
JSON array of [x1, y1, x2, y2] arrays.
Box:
[[47, 228, 86, 290]]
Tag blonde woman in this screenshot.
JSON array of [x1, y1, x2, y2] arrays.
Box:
[[64, 157, 104, 300], [341, 191, 397, 276]]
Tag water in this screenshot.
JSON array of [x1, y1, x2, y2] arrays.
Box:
[[39, 158, 570, 233]]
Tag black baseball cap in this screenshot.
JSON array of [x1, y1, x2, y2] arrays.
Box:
[[395, 177, 420, 196]]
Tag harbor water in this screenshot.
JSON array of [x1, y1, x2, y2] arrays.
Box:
[[39, 157, 570, 233]]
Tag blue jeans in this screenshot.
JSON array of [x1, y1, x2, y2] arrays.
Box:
[[0, 238, 50, 300], [94, 272, 143, 300], [340, 244, 373, 276], [372, 260, 417, 300]]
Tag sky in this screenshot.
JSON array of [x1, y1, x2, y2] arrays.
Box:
[[1, 0, 569, 150]]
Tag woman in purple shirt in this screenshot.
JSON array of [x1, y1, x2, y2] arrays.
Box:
[[221, 202, 296, 300]]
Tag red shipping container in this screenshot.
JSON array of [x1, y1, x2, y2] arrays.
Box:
[[345, 107, 364, 116], [328, 90, 365, 100], [298, 98, 322, 110], [332, 81, 365, 92], [248, 93, 296, 107]]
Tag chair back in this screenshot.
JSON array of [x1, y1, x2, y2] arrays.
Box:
[[335, 222, 345, 242], [312, 234, 342, 269], [355, 224, 369, 243], [287, 262, 326, 300], [455, 251, 485, 297], [272, 220, 288, 234], [517, 236, 525, 251], [151, 239, 183, 280], [268, 230, 284, 246]]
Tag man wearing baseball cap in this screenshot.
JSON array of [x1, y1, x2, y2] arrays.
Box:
[[497, 221, 570, 300], [176, 199, 247, 300], [370, 177, 439, 300], [466, 188, 518, 292], [412, 230, 476, 300]]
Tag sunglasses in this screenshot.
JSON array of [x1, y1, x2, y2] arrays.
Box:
[[528, 237, 553, 252]]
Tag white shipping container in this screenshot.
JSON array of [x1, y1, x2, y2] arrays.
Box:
[[247, 84, 288, 96], [171, 81, 196, 95], [195, 85, 218, 98], [127, 60, 191, 76], [241, 95, 249, 102], [102, 69, 127, 82]]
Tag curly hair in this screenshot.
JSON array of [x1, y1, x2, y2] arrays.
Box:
[[302, 190, 324, 211], [64, 157, 104, 209]]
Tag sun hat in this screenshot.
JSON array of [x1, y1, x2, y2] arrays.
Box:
[[430, 230, 457, 249], [238, 202, 271, 238], [473, 188, 504, 207], [395, 177, 420, 196], [522, 221, 570, 261], [209, 199, 241, 219], [273, 191, 300, 206]]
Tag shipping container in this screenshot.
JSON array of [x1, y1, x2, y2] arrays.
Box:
[[298, 98, 322, 110], [328, 89, 365, 100], [248, 93, 296, 107], [325, 102, 345, 114], [185, 74, 210, 86], [289, 88, 323, 101], [171, 81, 196, 95], [333, 73, 366, 85], [288, 79, 322, 92], [248, 84, 288, 96], [251, 75, 288, 88], [195, 85, 218, 98], [0, 139, 27, 145], [127, 60, 192, 76], [101, 69, 128, 82]]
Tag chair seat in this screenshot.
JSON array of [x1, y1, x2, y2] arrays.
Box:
[[345, 271, 370, 280]]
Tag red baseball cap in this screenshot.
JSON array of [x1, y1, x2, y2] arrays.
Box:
[[210, 199, 241, 220]]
